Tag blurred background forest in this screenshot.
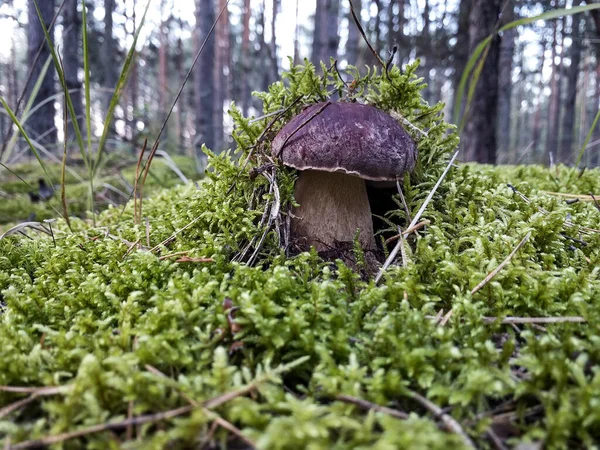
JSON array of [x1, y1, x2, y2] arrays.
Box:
[[0, 0, 599, 174]]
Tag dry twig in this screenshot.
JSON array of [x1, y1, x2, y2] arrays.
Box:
[[336, 394, 408, 420], [407, 390, 476, 449]]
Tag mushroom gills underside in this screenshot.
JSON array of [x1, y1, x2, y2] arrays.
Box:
[[291, 170, 376, 252]]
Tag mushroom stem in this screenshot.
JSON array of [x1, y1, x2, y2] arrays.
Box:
[[292, 170, 376, 252]]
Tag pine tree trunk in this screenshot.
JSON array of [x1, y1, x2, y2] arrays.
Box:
[[561, 7, 583, 164], [463, 0, 502, 163], [545, 16, 563, 165], [26, 0, 57, 148], [346, 0, 362, 66], [62, 0, 83, 142], [293, 0, 300, 65], [241, 0, 251, 115], [452, 0, 471, 122], [213, 0, 229, 151], [312, 0, 339, 67], [497, 5, 516, 158], [158, 0, 169, 140], [270, 0, 280, 82], [395, 0, 406, 65], [102, 0, 118, 138], [194, 0, 215, 165]]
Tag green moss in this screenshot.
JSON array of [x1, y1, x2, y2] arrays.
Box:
[[1, 61, 600, 449]]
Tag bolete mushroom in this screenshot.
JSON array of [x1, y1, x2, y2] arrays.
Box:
[[272, 101, 417, 253]]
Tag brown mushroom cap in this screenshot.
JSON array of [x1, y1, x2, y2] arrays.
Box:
[[272, 102, 417, 181]]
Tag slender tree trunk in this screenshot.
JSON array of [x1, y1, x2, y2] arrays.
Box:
[[293, 0, 300, 65], [175, 32, 184, 151], [241, 0, 251, 115], [346, 0, 362, 66], [497, 4, 516, 158], [128, 2, 139, 147], [394, 0, 406, 65], [213, 0, 229, 151], [270, 0, 280, 82], [158, 0, 169, 139], [62, 0, 83, 142], [312, 0, 324, 67], [463, 0, 502, 163], [194, 0, 215, 163], [545, 14, 563, 165], [27, 0, 57, 148], [312, 0, 339, 67], [102, 0, 117, 139], [561, 5, 583, 164], [452, 0, 471, 122]]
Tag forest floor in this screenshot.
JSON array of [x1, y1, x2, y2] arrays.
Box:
[[1, 160, 599, 449]]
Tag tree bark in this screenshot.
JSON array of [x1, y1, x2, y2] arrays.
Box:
[[194, 0, 215, 162], [346, 0, 362, 66], [102, 0, 118, 138], [158, 0, 169, 138], [241, 0, 251, 115], [62, 0, 83, 142], [545, 13, 563, 165], [27, 0, 57, 148], [560, 5, 584, 164], [271, 0, 280, 82], [452, 0, 471, 122], [312, 0, 339, 68], [463, 0, 502, 163], [213, 0, 229, 151], [497, 4, 516, 158]]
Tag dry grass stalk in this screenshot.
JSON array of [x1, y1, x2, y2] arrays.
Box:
[[408, 390, 476, 449], [336, 394, 409, 420], [376, 151, 459, 284]]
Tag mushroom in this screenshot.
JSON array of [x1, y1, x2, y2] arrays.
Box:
[[272, 101, 417, 253]]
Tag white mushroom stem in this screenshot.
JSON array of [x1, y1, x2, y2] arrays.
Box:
[[292, 170, 376, 252]]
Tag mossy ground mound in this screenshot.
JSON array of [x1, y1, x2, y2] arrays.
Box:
[[1, 63, 600, 449]]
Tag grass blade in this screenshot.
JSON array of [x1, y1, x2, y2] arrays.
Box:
[[575, 109, 600, 168], [0, 96, 54, 186], [0, 56, 52, 163], [92, 0, 151, 178]]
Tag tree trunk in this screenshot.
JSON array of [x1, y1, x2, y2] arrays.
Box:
[[452, 0, 471, 122], [394, 0, 406, 65], [241, 0, 251, 115], [158, 0, 169, 132], [194, 0, 215, 163], [293, 0, 300, 65], [102, 0, 117, 138], [270, 0, 280, 82], [312, 0, 339, 67], [213, 0, 229, 151], [346, 0, 362, 66], [496, 4, 516, 158], [26, 0, 57, 148], [62, 0, 83, 142], [561, 5, 584, 164], [463, 0, 502, 163], [545, 14, 563, 165]]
